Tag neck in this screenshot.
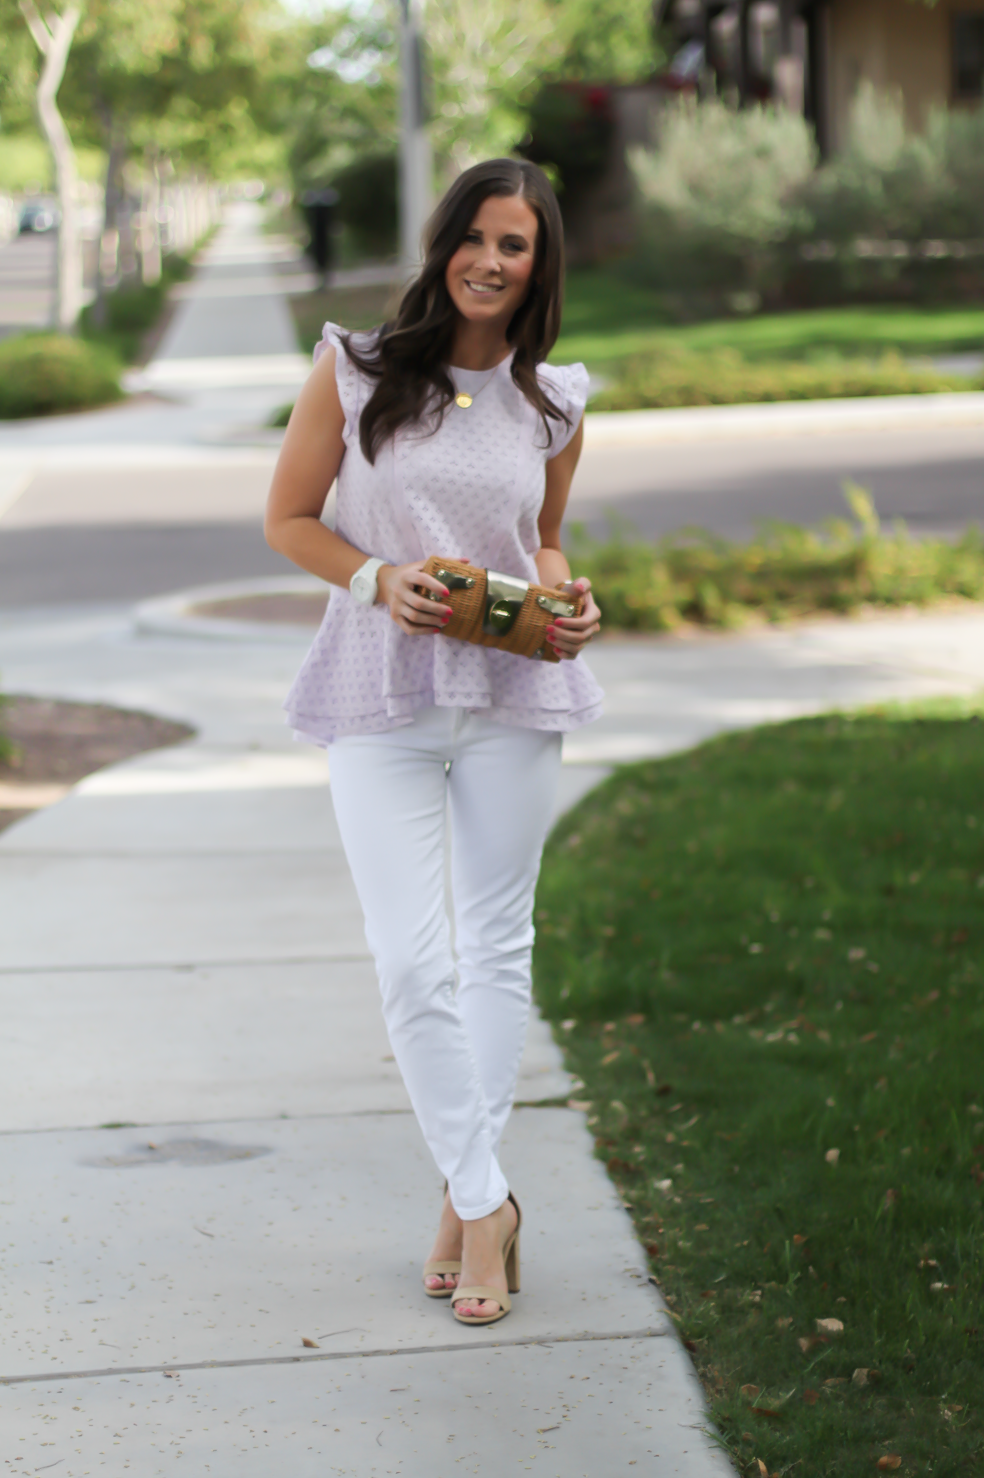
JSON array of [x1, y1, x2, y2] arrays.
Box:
[[448, 315, 512, 371]]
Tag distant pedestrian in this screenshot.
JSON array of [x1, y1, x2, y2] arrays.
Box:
[[265, 158, 602, 1325]]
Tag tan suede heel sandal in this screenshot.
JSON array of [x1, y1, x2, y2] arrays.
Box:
[[422, 1183, 461, 1298], [422, 1259, 461, 1298], [451, 1192, 521, 1327]]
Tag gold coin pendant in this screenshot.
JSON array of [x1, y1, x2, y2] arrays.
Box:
[[455, 392, 473, 409]]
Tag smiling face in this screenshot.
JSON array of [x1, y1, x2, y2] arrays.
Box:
[[444, 192, 540, 333]]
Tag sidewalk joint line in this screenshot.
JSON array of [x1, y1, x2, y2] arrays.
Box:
[[0, 1101, 570, 1138], [0, 954, 373, 976], [0, 1328, 670, 1386]]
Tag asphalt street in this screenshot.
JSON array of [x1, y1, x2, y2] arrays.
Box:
[[570, 421, 984, 541]]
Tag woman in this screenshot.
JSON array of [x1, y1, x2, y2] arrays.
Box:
[[265, 158, 602, 1326]]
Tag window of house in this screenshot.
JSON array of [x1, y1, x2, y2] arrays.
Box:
[[953, 14, 984, 98]]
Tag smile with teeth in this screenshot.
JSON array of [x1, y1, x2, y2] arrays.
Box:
[[465, 280, 504, 294]]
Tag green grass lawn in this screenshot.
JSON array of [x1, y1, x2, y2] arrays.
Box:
[[533, 700, 984, 1477], [289, 282, 401, 357], [285, 268, 984, 375], [554, 270, 984, 370]]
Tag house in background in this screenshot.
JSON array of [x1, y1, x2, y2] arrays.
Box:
[[656, 0, 984, 152]]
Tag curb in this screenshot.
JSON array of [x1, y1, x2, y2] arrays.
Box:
[[582, 390, 984, 446], [134, 575, 326, 645]]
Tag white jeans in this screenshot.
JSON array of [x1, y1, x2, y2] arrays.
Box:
[[328, 705, 562, 1220]]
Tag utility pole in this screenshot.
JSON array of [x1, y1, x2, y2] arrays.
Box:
[[399, 0, 433, 273]]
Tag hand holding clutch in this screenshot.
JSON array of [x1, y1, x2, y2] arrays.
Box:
[[416, 556, 584, 664]]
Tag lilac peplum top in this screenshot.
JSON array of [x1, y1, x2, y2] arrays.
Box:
[[284, 322, 604, 745]]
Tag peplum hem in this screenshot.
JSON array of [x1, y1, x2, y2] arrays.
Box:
[[284, 592, 603, 746]]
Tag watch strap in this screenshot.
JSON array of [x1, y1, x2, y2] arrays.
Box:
[[350, 555, 385, 604]]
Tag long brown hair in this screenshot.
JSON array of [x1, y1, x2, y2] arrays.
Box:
[[343, 158, 568, 464]]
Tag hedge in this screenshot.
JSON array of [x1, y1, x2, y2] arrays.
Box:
[[570, 485, 984, 630], [590, 346, 971, 411], [0, 334, 123, 419]]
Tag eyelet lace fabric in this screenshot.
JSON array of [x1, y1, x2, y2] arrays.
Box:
[[284, 322, 604, 744]]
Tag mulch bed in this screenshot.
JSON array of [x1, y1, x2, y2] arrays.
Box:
[[0, 697, 194, 835], [190, 593, 327, 625]]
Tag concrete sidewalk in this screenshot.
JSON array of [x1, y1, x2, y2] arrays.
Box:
[[3, 597, 984, 1476]]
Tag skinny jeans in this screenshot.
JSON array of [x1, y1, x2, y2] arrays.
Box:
[[328, 705, 562, 1220]]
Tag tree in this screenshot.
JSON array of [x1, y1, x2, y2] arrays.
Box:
[[16, 2, 83, 329], [425, 0, 566, 177]]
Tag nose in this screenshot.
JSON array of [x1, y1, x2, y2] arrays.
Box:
[[474, 240, 501, 275]]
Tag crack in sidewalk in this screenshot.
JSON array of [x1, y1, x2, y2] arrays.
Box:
[[0, 1326, 671, 1386]]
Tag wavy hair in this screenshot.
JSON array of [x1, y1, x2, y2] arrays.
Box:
[[342, 158, 568, 464]]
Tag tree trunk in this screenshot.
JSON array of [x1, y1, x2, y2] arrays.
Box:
[[20, 3, 83, 331], [92, 114, 127, 330], [140, 164, 162, 286]]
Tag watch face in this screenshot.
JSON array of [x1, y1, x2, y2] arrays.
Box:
[[352, 575, 370, 602]]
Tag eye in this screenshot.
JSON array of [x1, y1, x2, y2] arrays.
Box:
[[463, 231, 481, 244]]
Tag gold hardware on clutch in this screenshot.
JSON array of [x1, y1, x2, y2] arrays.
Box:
[[536, 595, 576, 617], [483, 570, 529, 636], [435, 568, 476, 590]]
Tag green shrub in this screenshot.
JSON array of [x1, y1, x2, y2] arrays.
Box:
[[628, 97, 816, 306], [329, 152, 398, 259], [268, 401, 294, 428], [569, 485, 984, 631], [591, 344, 968, 411], [792, 86, 984, 302], [0, 688, 13, 766], [628, 88, 984, 308], [0, 334, 123, 419], [523, 82, 616, 200], [80, 251, 195, 362]]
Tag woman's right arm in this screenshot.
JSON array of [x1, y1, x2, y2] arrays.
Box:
[[264, 345, 452, 632]]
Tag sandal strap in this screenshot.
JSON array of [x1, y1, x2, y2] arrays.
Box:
[[423, 1260, 461, 1276], [450, 1286, 511, 1314]]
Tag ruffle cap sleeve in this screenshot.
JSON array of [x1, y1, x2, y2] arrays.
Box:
[[313, 320, 368, 447], [537, 361, 590, 456]]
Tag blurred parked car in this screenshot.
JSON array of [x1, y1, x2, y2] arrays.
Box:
[[18, 201, 58, 234]]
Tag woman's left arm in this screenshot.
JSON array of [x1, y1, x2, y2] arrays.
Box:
[[535, 416, 601, 660]]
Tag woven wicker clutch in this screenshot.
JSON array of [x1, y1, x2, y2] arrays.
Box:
[[418, 556, 583, 664]]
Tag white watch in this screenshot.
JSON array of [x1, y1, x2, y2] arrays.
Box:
[[349, 556, 386, 607]]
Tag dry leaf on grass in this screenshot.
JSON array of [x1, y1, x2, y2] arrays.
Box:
[[853, 1368, 869, 1386], [825, 1148, 840, 1165], [756, 1461, 768, 1477], [601, 1050, 620, 1066], [625, 1013, 646, 1026], [816, 1317, 844, 1335], [876, 1458, 902, 1471], [740, 1384, 761, 1400], [824, 1376, 847, 1386], [792, 1233, 807, 1245], [301, 1337, 319, 1349], [798, 1335, 828, 1353], [776, 1316, 792, 1329], [802, 1389, 819, 1405], [883, 1188, 898, 1208]]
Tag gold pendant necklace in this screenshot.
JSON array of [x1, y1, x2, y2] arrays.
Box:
[[454, 366, 498, 410]]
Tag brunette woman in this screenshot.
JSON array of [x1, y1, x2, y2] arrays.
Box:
[[265, 158, 602, 1326]]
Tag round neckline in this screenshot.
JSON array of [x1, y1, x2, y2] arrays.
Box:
[[448, 350, 514, 378]]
